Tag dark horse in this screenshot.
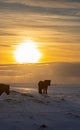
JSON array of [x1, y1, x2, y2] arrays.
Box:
[[38, 80, 51, 94], [0, 83, 10, 96]]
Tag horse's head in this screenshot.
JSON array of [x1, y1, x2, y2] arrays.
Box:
[[44, 80, 51, 86]]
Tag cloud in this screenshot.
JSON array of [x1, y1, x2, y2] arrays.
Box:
[[0, 0, 80, 63], [1, 0, 80, 9], [0, 31, 17, 36], [0, 1, 54, 15], [0, 44, 11, 47], [53, 62, 80, 77], [0, 0, 80, 16], [0, 0, 79, 29], [0, 63, 80, 84]]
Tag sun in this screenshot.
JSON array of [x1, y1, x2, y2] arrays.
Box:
[[14, 40, 41, 63]]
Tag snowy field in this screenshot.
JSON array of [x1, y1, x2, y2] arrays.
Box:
[[0, 84, 80, 130]]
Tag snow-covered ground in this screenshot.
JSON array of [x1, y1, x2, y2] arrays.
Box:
[[0, 84, 80, 130]]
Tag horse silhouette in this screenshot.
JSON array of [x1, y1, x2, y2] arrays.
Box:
[[38, 80, 51, 94], [0, 83, 10, 96]]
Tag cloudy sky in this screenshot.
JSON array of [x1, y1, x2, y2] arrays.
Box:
[[0, 63, 80, 84], [0, 0, 80, 64]]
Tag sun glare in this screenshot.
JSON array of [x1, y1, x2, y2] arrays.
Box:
[[14, 40, 41, 63]]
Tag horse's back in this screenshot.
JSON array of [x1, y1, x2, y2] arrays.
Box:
[[44, 80, 51, 86], [38, 81, 43, 86], [0, 83, 10, 95], [0, 83, 9, 88], [38, 80, 51, 87]]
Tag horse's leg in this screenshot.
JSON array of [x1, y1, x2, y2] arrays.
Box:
[[0, 91, 3, 96], [39, 87, 41, 93], [6, 86, 10, 95], [39, 86, 42, 94], [45, 86, 48, 94], [40, 89, 42, 94], [46, 88, 47, 94], [38, 87, 40, 93], [38, 86, 40, 93], [0, 92, 2, 96]]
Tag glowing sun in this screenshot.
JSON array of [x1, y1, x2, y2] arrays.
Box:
[[14, 40, 41, 63]]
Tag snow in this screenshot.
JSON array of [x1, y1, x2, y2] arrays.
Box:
[[0, 84, 80, 130]]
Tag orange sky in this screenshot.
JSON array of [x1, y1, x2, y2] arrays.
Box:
[[0, 0, 80, 64]]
